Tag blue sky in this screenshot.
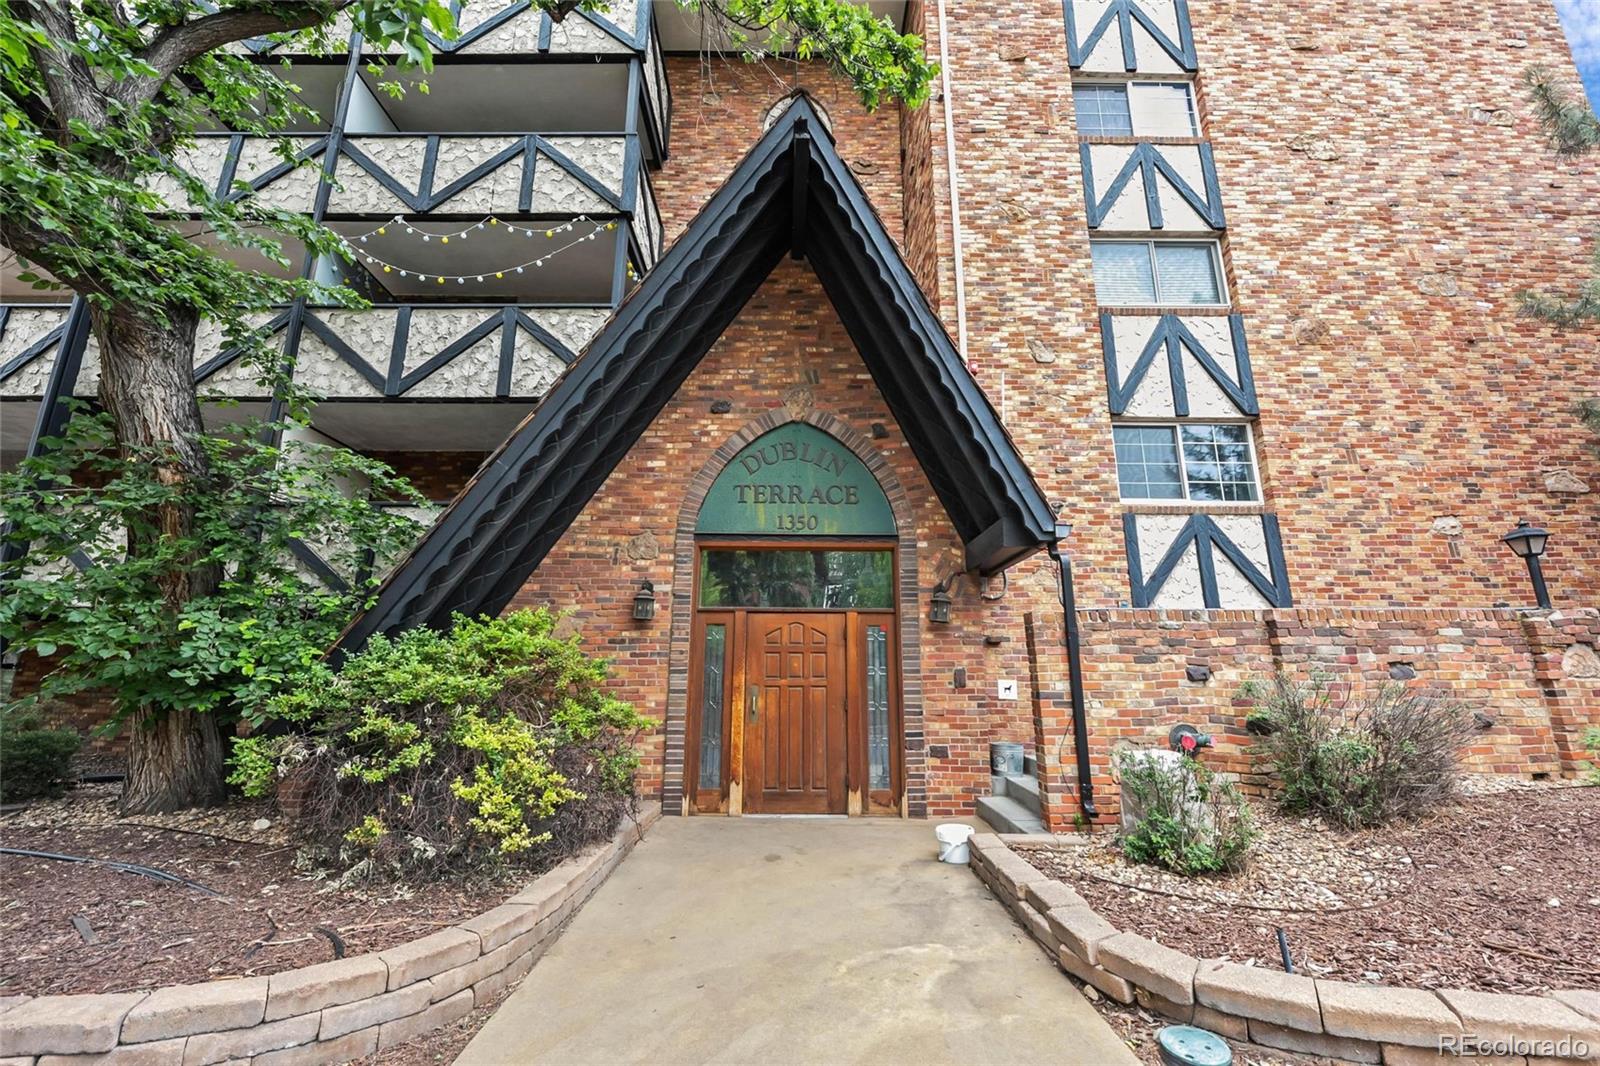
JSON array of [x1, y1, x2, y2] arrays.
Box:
[[1555, 0, 1600, 106]]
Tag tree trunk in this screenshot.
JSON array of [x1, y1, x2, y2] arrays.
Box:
[[91, 304, 230, 814], [122, 705, 229, 813]]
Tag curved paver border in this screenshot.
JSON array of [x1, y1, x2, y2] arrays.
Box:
[[968, 833, 1600, 1066], [0, 802, 661, 1065]]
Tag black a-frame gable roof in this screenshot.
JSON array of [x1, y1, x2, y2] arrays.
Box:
[[334, 94, 1058, 656]]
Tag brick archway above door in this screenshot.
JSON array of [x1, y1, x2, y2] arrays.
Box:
[[663, 409, 924, 817]]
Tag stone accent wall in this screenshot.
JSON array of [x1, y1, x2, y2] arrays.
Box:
[[0, 805, 660, 1064], [969, 833, 1600, 1065], [1023, 607, 1600, 827]]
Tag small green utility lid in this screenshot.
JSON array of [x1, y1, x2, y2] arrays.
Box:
[[1156, 1025, 1232, 1066]]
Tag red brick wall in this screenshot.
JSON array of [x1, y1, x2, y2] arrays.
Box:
[[1026, 607, 1600, 830], [508, 260, 1039, 813], [367, 451, 488, 502], [910, 0, 1600, 610], [897, 1, 941, 303], [656, 57, 905, 243]]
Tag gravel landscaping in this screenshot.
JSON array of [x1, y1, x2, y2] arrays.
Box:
[[0, 785, 519, 996], [1016, 782, 1599, 995]]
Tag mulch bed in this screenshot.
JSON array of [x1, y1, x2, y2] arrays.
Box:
[[1017, 783, 1600, 995], [0, 785, 519, 996]]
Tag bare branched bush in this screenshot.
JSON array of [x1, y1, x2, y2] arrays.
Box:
[[1245, 673, 1475, 828]]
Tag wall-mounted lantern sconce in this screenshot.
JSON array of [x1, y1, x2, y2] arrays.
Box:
[[632, 579, 657, 621], [1501, 520, 1551, 610], [929, 580, 953, 625]]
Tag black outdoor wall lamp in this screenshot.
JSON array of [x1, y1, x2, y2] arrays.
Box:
[[1501, 520, 1552, 610], [928, 579, 953, 625], [632, 579, 658, 621]]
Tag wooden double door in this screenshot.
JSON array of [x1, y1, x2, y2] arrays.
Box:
[[689, 610, 899, 815]]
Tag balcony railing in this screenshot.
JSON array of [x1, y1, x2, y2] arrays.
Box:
[[0, 302, 609, 404], [152, 132, 662, 272]]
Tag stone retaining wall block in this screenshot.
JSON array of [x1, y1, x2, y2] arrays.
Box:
[[1056, 947, 1134, 1005], [181, 1012, 320, 1066], [121, 979, 268, 1044], [1437, 990, 1600, 1057], [318, 984, 433, 1041], [1317, 981, 1461, 1045], [1096, 933, 1198, 1006], [458, 904, 539, 954], [265, 956, 388, 1022], [1192, 1005, 1248, 1041], [0, 994, 148, 1057], [376, 989, 473, 1051], [1023, 880, 1087, 913], [1196, 960, 1320, 1032], [1247, 1019, 1381, 1063], [252, 1026, 379, 1066], [379, 929, 481, 991], [1043, 906, 1118, 965], [1134, 986, 1195, 1024], [37, 1036, 187, 1066]]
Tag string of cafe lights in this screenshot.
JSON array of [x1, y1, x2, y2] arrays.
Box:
[[336, 214, 637, 285]]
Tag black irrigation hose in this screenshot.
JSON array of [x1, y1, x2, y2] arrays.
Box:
[[0, 847, 223, 897]]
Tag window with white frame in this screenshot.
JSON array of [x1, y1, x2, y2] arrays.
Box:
[[1073, 81, 1199, 138], [1113, 423, 1260, 502], [1090, 240, 1227, 306]]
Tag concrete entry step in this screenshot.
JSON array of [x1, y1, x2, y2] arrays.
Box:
[[976, 793, 1045, 835], [1002, 772, 1043, 818]]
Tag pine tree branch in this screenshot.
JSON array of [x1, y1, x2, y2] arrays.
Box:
[[1524, 66, 1600, 158]]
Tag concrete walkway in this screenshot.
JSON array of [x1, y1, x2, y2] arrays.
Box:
[[457, 816, 1136, 1066]]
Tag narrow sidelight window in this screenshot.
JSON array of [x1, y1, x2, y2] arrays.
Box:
[[698, 624, 726, 790], [866, 625, 891, 790], [1113, 423, 1260, 502], [1090, 240, 1226, 306]]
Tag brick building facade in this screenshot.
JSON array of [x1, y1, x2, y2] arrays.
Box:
[[5, 1, 1596, 826]]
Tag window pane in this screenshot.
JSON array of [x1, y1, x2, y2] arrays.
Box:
[[1179, 424, 1259, 501], [1153, 243, 1223, 304], [866, 625, 891, 790], [1091, 242, 1157, 304], [1073, 85, 1133, 136], [698, 550, 894, 609], [698, 625, 725, 790], [1129, 82, 1198, 137], [1112, 425, 1183, 499]]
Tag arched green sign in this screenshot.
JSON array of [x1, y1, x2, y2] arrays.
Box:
[[697, 423, 896, 536]]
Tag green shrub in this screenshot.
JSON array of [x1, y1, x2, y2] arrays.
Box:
[[1246, 672, 1473, 828], [230, 609, 652, 877], [1115, 750, 1254, 876], [1582, 726, 1600, 785], [0, 707, 81, 802]]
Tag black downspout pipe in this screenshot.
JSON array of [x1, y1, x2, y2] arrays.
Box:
[[1048, 540, 1098, 820]]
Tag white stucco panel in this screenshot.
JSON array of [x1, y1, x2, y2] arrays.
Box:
[[545, 14, 631, 53], [532, 157, 615, 215], [1151, 144, 1212, 232], [233, 138, 323, 213], [1211, 515, 1274, 609], [1149, 542, 1206, 609], [400, 308, 499, 377], [543, 137, 626, 199], [0, 308, 70, 399], [1070, 0, 1187, 74], [531, 308, 609, 353], [294, 329, 386, 399], [506, 333, 567, 399], [403, 332, 500, 398]]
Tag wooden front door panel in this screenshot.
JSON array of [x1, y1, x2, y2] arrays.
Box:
[[744, 614, 847, 814]]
